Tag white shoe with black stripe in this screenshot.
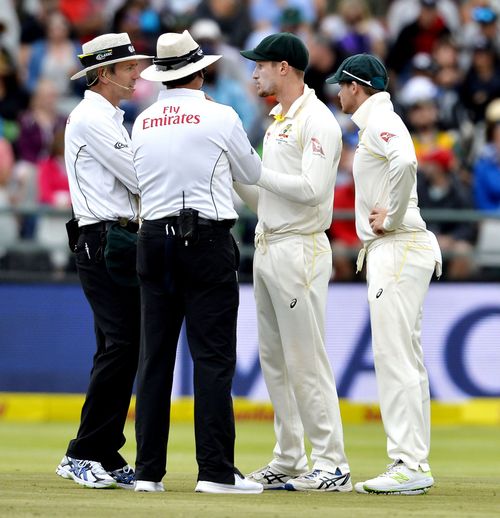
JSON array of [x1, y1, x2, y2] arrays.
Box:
[[56, 455, 117, 489], [246, 465, 302, 490], [284, 468, 352, 492]]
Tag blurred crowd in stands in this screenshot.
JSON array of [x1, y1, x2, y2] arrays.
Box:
[[0, 0, 499, 281]]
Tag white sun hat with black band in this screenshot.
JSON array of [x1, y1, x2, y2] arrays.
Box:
[[71, 32, 153, 81], [140, 30, 221, 82]]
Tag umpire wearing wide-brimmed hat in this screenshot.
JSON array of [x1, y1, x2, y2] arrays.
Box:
[[56, 33, 151, 489], [131, 30, 263, 494]]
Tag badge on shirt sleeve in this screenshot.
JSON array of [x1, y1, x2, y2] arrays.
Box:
[[114, 141, 128, 149], [311, 137, 325, 158], [380, 132, 396, 142]]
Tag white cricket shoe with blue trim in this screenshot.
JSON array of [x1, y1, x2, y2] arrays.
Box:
[[284, 468, 352, 492], [56, 455, 117, 489]]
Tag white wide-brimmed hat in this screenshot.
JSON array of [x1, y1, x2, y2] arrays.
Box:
[[71, 32, 153, 80], [141, 30, 221, 82]]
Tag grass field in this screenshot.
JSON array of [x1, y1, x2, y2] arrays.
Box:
[[0, 421, 499, 517]]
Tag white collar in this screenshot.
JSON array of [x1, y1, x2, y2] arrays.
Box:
[[269, 84, 315, 119], [351, 91, 393, 130]]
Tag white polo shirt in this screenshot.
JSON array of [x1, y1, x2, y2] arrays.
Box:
[[64, 90, 140, 227], [132, 88, 261, 221], [351, 92, 427, 245], [251, 85, 342, 235]]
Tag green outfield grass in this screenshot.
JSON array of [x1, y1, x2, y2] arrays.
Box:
[[0, 421, 498, 517]]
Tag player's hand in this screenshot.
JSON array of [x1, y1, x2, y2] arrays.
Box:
[[369, 207, 388, 235]]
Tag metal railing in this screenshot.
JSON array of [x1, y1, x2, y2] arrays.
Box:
[[0, 206, 499, 282]]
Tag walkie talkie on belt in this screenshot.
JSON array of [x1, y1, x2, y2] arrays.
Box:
[[178, 191, 199, 245]]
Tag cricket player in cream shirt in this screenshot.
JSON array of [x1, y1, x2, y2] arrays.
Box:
[[237, 33, 352, 492], [327, 53, 442, 495]]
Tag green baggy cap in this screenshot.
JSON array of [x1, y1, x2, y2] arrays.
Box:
[[326, 53, 388, 91], [240, 32, 309, 71]]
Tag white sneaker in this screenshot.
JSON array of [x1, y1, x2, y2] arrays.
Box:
[[354, 482, 369, 494], [55, 455, 117, 489], [246, 465, 300, 490], [195, 473, 263, 494], [134, 480, 165, 492], [285, 468, 352, 492], [358, 460, 434, 494]]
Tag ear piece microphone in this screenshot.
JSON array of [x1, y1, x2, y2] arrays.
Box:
[[101, 69, 134, 91]]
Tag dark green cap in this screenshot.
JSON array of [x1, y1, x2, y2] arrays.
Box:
[[240, 32, 309, 71], [326, 53, 388, 91]]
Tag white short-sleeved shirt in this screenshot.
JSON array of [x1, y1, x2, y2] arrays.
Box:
[[64, 90, 139, 227], [132, 88, 261, 221]]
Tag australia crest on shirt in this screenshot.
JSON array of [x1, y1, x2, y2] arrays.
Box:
[[267, 123, 293, 145]]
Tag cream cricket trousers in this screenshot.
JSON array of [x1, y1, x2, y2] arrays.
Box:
[[253, 231, 349, 474], [365, 231, 437, 471]]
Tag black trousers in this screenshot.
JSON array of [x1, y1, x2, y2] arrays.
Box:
[[66, 226, 141, 471], [135, 219, 239, 483]]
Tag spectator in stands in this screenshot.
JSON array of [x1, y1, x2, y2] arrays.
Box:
[[59, 0, 106, 41], [418, 148, 477, 279], [460, 35, 500, 124], [386, 0, 451, 84], [111, 0, 161, 56], [473, 99, 500, 211], [12, 79, 66, 238], [320, 0, 387, 58], [0, 39, 29, 141], [386, 0, 460, 42], [24, 11, 81, 115], [16, 0, 52, 79], [195, 0, 252, 48], [38, 129, 70, 208], [459, 3, 500, 67], [400, 76, 458, 161], [190, 18, 252, 88], [37, 128, 71, 275], [432, 37, 471, 132], [305, 34, 345, 104], [16, 78, 66, 165], [0, 119, 17, 259]]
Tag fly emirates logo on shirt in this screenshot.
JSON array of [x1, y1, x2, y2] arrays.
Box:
[[142, 105, 201, 129]]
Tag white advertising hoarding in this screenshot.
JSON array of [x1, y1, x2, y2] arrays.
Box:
[[171, 284, 500, 402]]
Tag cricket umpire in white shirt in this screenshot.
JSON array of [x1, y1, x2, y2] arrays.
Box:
[[56, 33, 151, 489], [237, 33, 351, 492], [131, 30, 263, 494], [327, 54, 442, 495]]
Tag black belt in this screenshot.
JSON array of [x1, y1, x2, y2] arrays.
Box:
[[81, 219, 139, 233], [151, 217, 236, 229]]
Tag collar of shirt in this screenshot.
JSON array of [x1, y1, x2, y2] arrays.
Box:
[[351, 91, 393, 131], [269, 84, 315, 121], [157, 88, 206, 102], [84, 89, 125, 125]]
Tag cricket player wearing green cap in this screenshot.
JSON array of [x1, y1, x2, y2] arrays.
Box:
[[327, 53, 442, 495]]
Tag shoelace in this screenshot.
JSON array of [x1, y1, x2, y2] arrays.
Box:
[[76, 459, 108, 476], [113, 466, 135, 483], [380, 460, 404, 478], [303, 469, 321, 479]]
